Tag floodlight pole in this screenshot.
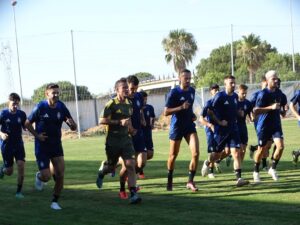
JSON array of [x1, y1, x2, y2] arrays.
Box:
[[11, 0, 23, 105], [230, 24, 234, 76], [70, 30, 81, 138], [290, 0, 296, 72]]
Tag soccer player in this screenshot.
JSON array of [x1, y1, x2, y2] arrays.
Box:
[[199, 84, 220, 178], [127, 76, 147, 178], [0, 93, 37, 198], [96, 78, 141, 204], [252, 70, 284, 183], [140, 91, 156, 178], [237, 84, 253, 161], [289, 88, 300, 164], [165, 69, 199, 191], [210, 75, 249, 187], [25, 83, 77, 210]]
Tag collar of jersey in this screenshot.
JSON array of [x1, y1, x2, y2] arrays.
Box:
[[114, 97, 130, 104]]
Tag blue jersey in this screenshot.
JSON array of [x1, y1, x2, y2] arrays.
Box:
[[143, 104, 155, 130], [290, 90, 300, 114], [201, 98, 214, 133], [0, 109, 26, 144], [165, 86, 196, 132], [250, 90, 261, 108], [255, 88, 283, 132], [211, 91, 239, 131], [128, 92, 143, 129], [237, 99, 252, 127], [28, 100, 72, 144]]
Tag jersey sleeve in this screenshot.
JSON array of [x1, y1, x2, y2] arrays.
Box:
[[280, 93, 287, 107], [100, 99, 114, 118], [21, 111, 27, 127], [201, 100, 211, 117], [290, 91, 300, 105], [28, 104, 40, 123], [62, 103, 72, 121], [150, 105, 155, 118], [0, 110, 4, 125], [255, 91, 266, 107], [165, 89, 176, 108], [211, 92, 222, 115]]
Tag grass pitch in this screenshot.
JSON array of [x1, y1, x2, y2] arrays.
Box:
[[0, 120, 299, 225]]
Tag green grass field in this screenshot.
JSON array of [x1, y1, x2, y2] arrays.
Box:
[[1, 120, 300, 225]]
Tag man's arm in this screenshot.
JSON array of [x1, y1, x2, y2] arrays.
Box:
[[289, 102, 300, 120], [164, 100, 190, 116], [24, 119, 47, 141]]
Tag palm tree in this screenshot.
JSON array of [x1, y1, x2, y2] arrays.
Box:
[[237, 33, 267, 83], [162, 29, 198, 74]]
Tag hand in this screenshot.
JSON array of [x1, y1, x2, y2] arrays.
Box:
[[37, 132, 48, 142], [181, 101, 190, 110], [0, 133, 9, 140], [219, 120, 228, 127], [208, 124, 215, 133], [128, 127, 137, 136], [271, 103, 280, 110], [238, 109, 244, 117], [120, 118, 130, 127]]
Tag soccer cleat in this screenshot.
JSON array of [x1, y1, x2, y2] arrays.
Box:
[[186, 182, 198, 192], [236, 178, 249, 187], [129, 193, 142, 204], [96, 173, 103, 189], [201, 160, 209, 177], [15, 192, 24, 199], [208, 173, 215, 179], [35, 172, 44, 191], [0, 166, 4, 179], [166, 182, 173, 191], [253, 172, 261, 183], [214, 162, 222, 173], [50, 202, 62, 210], [138, 172, 145, 179], [226, 156, 232, 167], [268, 168, 279, 181], [292, 150, 299, 165], [119, 191, 128, 199]]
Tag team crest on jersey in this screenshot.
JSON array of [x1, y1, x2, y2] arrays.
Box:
[[136, 100, 141, 107], [191, 93, 194, 100], [244, 105, 247, 110], [17, 117, 21, 123], [57, 112, 61, 120], [234, 99, 237, 104], [5, 119, 10, 123], [40, 161, 44, 168], [147, 111, 150, 116]]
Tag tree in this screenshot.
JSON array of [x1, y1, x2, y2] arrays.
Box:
[[132, 72, 155, 82], [31, 81, 93, 103], [236, 33, 276, 83], [162, 29, 198, 74]]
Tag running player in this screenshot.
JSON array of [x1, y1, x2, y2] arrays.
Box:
[[140, 91, 155, 178], [96, 78, 141, 204], [25, 83, 77, 210], [236, 84, 253, 161], [0, 93, 38, 198], [165, 69, 199, 191], [210, 75, 249, 187], [252, 70, 284, 183], [289, 88, 300, 165]]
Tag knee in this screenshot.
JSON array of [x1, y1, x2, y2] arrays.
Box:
[[192, 150, 199, 159]]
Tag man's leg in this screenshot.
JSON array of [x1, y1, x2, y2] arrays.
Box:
[[125, 158, 141, 204], [16, 160, 25, 198], [231, 147, 249, 187], [167, 139, 181, 191], [268, 138, 284, 181], [50, 156, 64, 209], [185, 132, 199, 191], [135, 151, 147, 177]]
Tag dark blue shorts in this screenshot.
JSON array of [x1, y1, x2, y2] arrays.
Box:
[[214, 126, 241, 152], [205, 130, 216, 153], [35, 141, 64, 170], [1, 142, 25, 168], [257, 127, 283, 147], [132, 129, 146, 153], [169, 123, 196, 140], [238, 125, 248, 145], [143, 129, 153, 151]]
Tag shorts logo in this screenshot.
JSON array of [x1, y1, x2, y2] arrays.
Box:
[[57, 112, 61, 120], [180, 96, 185, 101], [116, 109, 122, 113], [259, 140, 262, 145], [43, 113, 49, 118]]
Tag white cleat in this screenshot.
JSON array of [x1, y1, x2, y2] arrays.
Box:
[[253, 172, 261, 183], [208, 173, 215, 179], [201, 160, 209, 177], [35, 172, 44, 191], [50, 202, 62, 210], [268, 168, 279, 181], [236, 178, 249, 187]]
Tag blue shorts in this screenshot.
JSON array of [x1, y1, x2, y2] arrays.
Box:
[[35, 141, 64, 170], [1, 142, 25, 168], [214, 126, 241, 152], [132, 129, 146, 153], [257, 127, 283, 147], [238, 125, 248, 145], [169, 123, 196, 140], [143, 129, 153, 151], [205, 130, 216, 153]]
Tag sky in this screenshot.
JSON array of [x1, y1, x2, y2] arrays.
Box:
[[0, 0, 299, 103]]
